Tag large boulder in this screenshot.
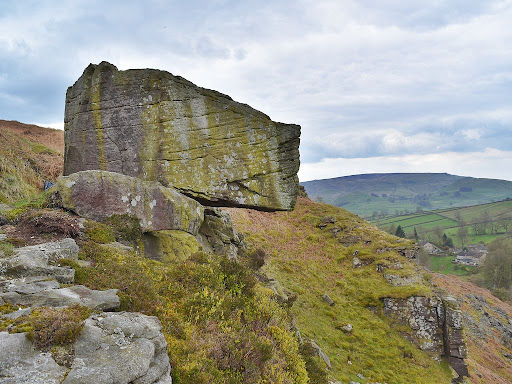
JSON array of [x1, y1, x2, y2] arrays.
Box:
[[63, 61, 300, 211], [54, 170, 204, 234]]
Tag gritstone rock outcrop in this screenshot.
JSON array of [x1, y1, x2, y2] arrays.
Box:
[[63, 61, 300, 211]]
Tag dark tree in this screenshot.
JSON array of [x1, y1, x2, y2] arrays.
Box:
[[414, 227, 419, 241], [395, 225, 406, 238]]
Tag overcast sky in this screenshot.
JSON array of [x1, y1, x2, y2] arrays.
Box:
[[1, 0, 511, 181]]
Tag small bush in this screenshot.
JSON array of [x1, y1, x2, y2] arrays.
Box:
[[246, 248, 266, 269], [18, 305, 91, 350]]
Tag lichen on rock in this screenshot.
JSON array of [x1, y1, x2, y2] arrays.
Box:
[[63, 61, 300, 211]]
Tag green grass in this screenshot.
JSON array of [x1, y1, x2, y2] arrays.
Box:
[[428, 255, 475, 276]]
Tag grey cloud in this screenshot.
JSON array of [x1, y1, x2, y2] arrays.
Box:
[[0, 0, 511, 181]]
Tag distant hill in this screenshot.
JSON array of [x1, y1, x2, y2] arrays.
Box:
[[302, 173, 512, 218], [0, 120, 63, 203]]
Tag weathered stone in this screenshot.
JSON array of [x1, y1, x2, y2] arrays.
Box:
[[1, 285, 119, 311], [141, 230, 202, 262], [0, 240, 76, 284], [63, 61, 300, 211], [63, 312, 171, 384], [383, 273, 421, 287], [54, 170, 203, 234], [0, 279, 60, 294], [0, 332, 68, 383], [197, 208, 241, 258], [383, 296, 444, 353], [322, 293, 335, 306], [309, 340, 332, 370]]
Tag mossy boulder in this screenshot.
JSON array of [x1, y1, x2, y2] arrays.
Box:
[[63, 61, 300, 211], [54, 170, 204, 234]]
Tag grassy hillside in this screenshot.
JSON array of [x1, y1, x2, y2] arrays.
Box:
[[229, 198, 453, 383], [373, 200, 512, 247], [0, 120, 63, 204], [302, 173, 512, 218]]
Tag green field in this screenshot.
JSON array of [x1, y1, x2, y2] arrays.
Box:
[[428, 255, 475, 276], [372, 200, 512, 247]]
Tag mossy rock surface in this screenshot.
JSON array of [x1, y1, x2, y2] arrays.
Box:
[[63, 61, 300, 211]]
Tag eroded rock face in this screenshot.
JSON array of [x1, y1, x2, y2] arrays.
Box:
[[63, 61, 300, 211], [54, 170, 203, 234], [383, 296, 444, 353], [383, 295, 468, 382], [63, 312, 172, 384]]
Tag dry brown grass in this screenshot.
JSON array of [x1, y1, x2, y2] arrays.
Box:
[[0, 120, 64, 153]]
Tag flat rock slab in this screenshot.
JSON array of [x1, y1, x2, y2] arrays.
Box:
[[0, 252, 74, 284], [0, 239, 79, 283], [63, 312, 171, 384], [14, 238, 79, 262], [0, 285, 120, 311], [55, 170, 203, 234], [63, 61, 300, 211]]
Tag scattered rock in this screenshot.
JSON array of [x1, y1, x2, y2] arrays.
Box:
[[384, 273, 421, 287], [309, 340, 332, 370], [53, 170, 204, 235], [336, 323, 353, 333], [63, 61, 300, 211], [322, 293, 335, 306]]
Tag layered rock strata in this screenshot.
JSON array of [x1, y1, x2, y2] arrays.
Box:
[[63, 61, 300, 211]]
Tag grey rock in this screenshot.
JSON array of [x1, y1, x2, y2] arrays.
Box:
[[54, 171, 204, 235], [0, 331, 68, 383], [63, 61, 300, 211], [0, 239, 78, 284], [197, 208, 241, 258], [15, 239, 79, 262], [1, 285, 119, 311], [1, 307, 32, 320], [322, 293, 335, 306], [63, 312, 171, 384], [1, 279, 60, 294], [383, 273, 421, 287], [310, 340, 332, 370]]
